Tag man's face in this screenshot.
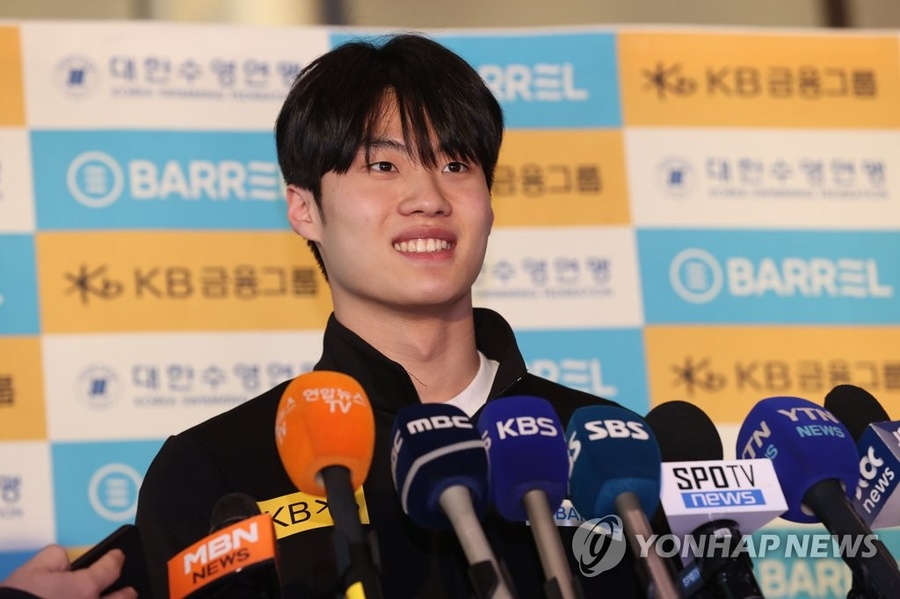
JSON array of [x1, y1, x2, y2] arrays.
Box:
[[288, 101, 494, 318]]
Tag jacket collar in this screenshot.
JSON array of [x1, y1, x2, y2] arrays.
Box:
[[314, 308, 527, 414]]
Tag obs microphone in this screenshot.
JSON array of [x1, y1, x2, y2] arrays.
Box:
[[566, 404, 679, 599], [167, 492, 281, 598], [649, 401, 785, 599], [274, 371, 382, 599], [737, 395, 900, 598], [477, 396, 581, 599], [391, 403, 516, 599]]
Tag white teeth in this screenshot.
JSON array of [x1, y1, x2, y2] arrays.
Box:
[[393, 238, 450, 253]]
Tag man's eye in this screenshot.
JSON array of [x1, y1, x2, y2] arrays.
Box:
[[369, 161, 395, 172], [444, 162, 468, 173]]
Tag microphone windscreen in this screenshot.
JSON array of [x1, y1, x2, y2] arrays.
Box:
[[566, 404, 662, 519], [736, 395, 859, 523], [210, 492, 262, 534], [275, 371, 375, 497], [476, 396, 569, 522], [390, 403, 489, 529], [824, 384, 891, 442], [645, 400, 723, 462]]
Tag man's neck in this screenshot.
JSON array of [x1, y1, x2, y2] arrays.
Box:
[[333, 300, 481, 404]]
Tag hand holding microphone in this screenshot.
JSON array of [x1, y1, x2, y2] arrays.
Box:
[[476, 395, 581, 599], [274, 371, 382, 599]]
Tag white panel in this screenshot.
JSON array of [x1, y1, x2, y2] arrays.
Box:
[[0, 128, 34, 233], [0, 442, 55, 550]]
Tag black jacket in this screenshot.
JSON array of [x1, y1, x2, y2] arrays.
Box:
[[136, 309, 640, 597]]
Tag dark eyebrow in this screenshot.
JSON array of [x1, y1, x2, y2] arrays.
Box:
[[365, 137, 408, 153]]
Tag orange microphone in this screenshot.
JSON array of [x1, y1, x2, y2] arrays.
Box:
[[274, 371, 382, 599]]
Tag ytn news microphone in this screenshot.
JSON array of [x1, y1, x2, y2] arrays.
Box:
[[648, 400, 785, 599], [566, 404, 679, 599], [737, 395, 900, 598], [167, 492, 281, 598], [275, 371, 382, 599], [391, 403, 516, 599], [477, 396, 582, 599]]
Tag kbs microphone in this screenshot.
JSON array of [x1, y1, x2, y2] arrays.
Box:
[[566, 404, 679, 599], [737, 395, 900, 598], [648, 401, 785, 599], [391, 403, 515, 599], [476, 396, 581, 599], [274, 371, 382, 599], [167, 492, 281, 598]]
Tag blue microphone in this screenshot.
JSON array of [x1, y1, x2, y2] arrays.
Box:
[[477, 396, 577, 599], [566, 404, 678, 599], [391, 403, 514, 599], [737, 395, 900, 597]]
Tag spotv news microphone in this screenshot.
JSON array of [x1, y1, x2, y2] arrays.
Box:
[[825, 385, 900, 530], [648, 401, 785, 599], [566, 404, 679, 599], [737, 395, 900, 597], [167, 492, 281, 598], [476, 396, 580, 599], [391, 403, 516, 599], [274, 371, 382, 599]]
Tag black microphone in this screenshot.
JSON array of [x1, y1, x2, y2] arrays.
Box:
[[167, 492, 281, 598]]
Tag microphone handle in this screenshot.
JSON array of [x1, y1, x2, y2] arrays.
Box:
[[439, 485, 515, 599], [615, 493, 680, 599], [522, 489, 581, 599], [803, 478, 900, 597]]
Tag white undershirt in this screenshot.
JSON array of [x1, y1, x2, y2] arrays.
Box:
[[444, 351, 499, 417]]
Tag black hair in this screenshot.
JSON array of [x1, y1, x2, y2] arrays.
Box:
[[274, 33, 504, 277]]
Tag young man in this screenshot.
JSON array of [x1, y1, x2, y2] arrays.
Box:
[[136, 33, 639, 597]]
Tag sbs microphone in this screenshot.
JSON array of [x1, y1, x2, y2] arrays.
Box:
[[737, 395, 900, 598], [477, 395, 579, 599], [167, 492, 280, 598], [566, 404, 678, 599], [391, 403, 515, 599], [274, 370, 381, 599]]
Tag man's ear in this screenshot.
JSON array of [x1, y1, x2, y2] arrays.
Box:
[[286, 185, 323, 242]]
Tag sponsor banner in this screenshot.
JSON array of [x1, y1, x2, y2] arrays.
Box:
[[493, 130, 630, 227], [639, 230, 900, 324], [626, 129, 900, 229], [36, 231, 331, 333], [515, 328, 649, 414], [0, 442, 55, 550], [0, 129, 35, 233], [32, 130, 284, 230], [51, 440, 161, 546], [0, 234, 39, 335], [331, 29, 621, 129], [19, 22, 329, 129], [0, 337, 45, 441], [474, 227, 643, 329], [43, 330, 322, 441], [644, 325, 900, 424], [0, 26, 25, 126], [619, 31, 900, 128]]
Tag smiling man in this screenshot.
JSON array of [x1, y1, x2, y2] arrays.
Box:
[[136, 33, 637, 598]]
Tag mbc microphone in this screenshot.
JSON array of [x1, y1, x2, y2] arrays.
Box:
[[825, 385, 900, 530], [476, 396, 581, 599], [274, 371, 382, 599], [737, 395, 900, 597], [566, 404, 679, 599], [391, 403, 515, 599], [167, 492, 280, 598], [649, 400, 785, 599]]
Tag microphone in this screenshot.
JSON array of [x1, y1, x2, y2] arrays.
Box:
[[274, 370, 382, 599], [566, 404, 679, 599], [648, 400, 785, 599], [167, 492, 281, 598], [476, 395, 581, 599], [391, 403, 516, 599], [737, 395, 900, 598], [825, 385, 900, 530]]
